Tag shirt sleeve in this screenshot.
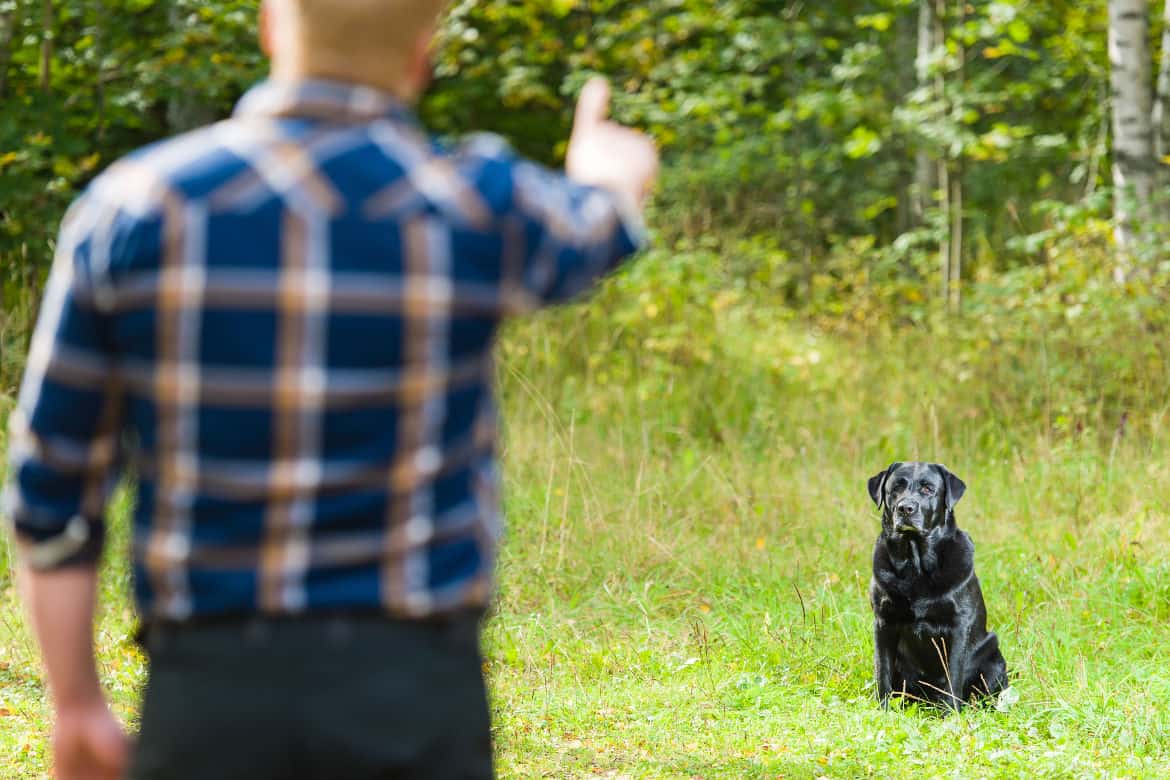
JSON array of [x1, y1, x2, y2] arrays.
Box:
[[3, 193, 127, 570], [507, 157, 647, 307], [457, 134, 647, 311]]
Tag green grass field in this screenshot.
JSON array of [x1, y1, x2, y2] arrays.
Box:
[[3, 290, 1170, 778]]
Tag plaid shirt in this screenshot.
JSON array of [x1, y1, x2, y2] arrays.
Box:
[[4, 79, 643, 621]]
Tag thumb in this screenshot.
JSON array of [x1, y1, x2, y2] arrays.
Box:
[[573, 77, 611, 134]]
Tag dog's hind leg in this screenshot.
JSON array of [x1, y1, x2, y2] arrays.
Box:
[[964, 633, 1008, 700]]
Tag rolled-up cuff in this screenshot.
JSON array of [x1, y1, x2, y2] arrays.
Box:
[[606, 189, 649, 253], [8, 513, 104, 569]]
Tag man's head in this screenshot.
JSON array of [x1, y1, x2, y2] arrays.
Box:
[[260, 0, 447, 101]]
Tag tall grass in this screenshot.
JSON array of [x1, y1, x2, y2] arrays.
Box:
[[484, 246, 1170, 777], [2, 243, 1170, 777], [485, 297, 1170, 777]]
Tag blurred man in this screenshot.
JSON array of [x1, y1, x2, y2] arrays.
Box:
[[3, 1, 657, 777]]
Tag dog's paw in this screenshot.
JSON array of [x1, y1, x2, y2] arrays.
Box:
[[994, 686, 1019, 712]]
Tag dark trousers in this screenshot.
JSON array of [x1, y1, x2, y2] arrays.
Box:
[[128, 612, 494, 780]]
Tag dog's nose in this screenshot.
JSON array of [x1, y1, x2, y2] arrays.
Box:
[[896, 501, 915, 517]]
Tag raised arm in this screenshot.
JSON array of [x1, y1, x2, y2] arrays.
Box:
[[505, 77, 659, 306]]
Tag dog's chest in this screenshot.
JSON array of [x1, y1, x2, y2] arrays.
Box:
[[907, 596, 959, 637], [876, 589, 958, 637]]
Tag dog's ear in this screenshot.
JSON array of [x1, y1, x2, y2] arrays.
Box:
[[867, 462, 902, 509], [934, 464, 967, 511]]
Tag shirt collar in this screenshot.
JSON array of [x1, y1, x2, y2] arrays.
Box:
[[234, 79, 421, 126]]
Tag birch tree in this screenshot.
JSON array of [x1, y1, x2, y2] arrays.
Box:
[[946, 0, 964, 314], [1108, 0, 1156, 272], [913, 0, 939, 224]]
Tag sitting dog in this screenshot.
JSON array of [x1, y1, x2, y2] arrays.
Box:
[[867, 462, 1008, 710]]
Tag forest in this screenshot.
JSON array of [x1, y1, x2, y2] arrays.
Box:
[[2, 1, 1170, 777]]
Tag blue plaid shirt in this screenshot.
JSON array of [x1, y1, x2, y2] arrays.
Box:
[[4, 79, 643, 621]]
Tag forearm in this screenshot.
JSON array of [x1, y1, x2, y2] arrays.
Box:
[[17, 564, 105, 707]]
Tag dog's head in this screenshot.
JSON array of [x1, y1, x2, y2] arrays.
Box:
[[867, 462, 966, 540]]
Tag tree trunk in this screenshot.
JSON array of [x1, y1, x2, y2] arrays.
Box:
[[949, 164, 963, 313], [94, 0, 106, 141], [933, 0, 952, 307], [1108, 0, 1156, 276], [938, 159, 950, 302], [895, 8, 917, 233], [913, 0, 939, 223], [0, 3, 20, 99], [165, 1, 217, 131], [39, 0, 53, 93], [947, 0, 965, 314]]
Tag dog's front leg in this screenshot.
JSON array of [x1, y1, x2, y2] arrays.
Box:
[[941, 635, 969, 712], [874, 623, 898, 707]]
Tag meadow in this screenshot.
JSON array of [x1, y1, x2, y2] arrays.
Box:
[[4, 0, 1170, 776], [3, 238, 1170, 779]]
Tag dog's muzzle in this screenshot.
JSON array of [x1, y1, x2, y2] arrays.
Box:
[[894, 501, 923, 535]]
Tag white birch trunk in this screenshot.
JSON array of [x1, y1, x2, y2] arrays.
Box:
[[930, 0, 952, 303], [947, 0, 965, 313], [913, 0, 938, 223], [949, 167, 963, 312], [1108, 0, 1156, 273], [896, 9, 916, 232]]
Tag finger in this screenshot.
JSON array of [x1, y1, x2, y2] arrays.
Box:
[[573, 77, 611, 133]]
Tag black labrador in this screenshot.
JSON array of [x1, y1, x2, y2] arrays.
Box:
[[867, 462, 1008, 710]]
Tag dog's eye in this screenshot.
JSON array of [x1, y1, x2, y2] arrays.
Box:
[[919, 484, 935, 496]]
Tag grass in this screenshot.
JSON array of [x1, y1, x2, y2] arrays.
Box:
[[3, 274, 1170, 778]]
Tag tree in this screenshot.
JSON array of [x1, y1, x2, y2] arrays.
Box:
[[1107, 0, 1156, 274], [913, 0, 940, 225], [0, 1, 18, 97]]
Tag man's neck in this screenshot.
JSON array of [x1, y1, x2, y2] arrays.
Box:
[[271, 56, 417, 103]]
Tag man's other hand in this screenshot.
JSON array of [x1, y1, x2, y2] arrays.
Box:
[[53, 699, 129, 780], [566, 77, 660, 214]]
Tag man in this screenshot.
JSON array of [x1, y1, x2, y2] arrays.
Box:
[[2, 1, 658, 777]]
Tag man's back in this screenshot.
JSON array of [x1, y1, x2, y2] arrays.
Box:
[[5, 5, 656, 776], [8, 78, 643, 623]]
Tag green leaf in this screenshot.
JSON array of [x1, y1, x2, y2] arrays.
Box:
[[844, 126, 882, 159], [862, 196, 898, 220], [1008, 19, 1032, 44], [856, 14, 892, 33]]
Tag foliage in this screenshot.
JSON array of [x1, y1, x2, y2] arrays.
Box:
[[0, 0, 261, 340], [431, 0, 1117, 268], [0, 0, 1134, 311]]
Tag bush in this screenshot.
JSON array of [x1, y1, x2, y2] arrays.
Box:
[[500, 213, 1170, 461]]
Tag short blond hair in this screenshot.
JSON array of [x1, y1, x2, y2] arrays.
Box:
[[286, 0, 447, 72]]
